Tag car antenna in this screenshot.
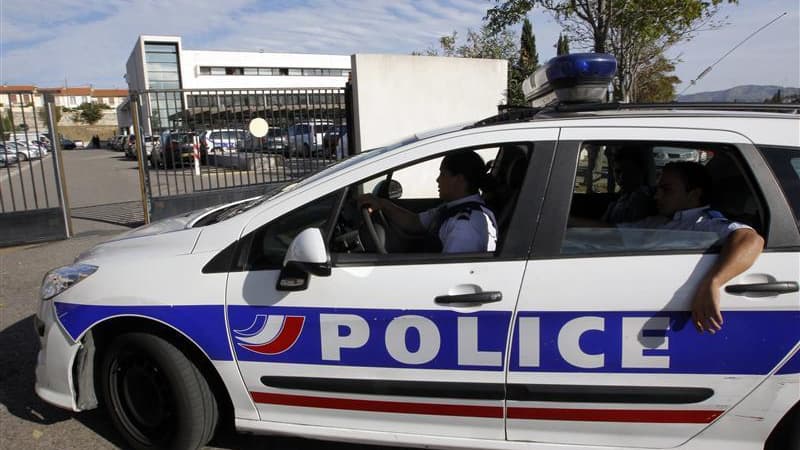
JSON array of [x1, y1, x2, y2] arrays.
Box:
[[678, 11, 787, 97]]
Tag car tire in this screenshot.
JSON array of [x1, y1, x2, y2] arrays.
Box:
[[100, 332, 218, 450]]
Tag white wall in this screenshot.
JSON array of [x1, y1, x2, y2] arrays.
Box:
[[179, 50, 350, 90], [351, 54, 507, 152]]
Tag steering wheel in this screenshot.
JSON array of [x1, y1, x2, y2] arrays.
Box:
[[361, 206, 387, 254]]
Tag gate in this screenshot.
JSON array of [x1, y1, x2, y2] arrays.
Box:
[[0, 97, 70, 247], [133, 87, 350, 221]]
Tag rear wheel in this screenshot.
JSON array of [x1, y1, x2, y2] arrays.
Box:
[[100, 333, 218, 450]]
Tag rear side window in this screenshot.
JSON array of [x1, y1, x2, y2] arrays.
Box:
[[563, 141, 762, 255], [759, 146, 800, 224]]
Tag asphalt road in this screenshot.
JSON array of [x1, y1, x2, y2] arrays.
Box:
[[0, 149, 408, 450]]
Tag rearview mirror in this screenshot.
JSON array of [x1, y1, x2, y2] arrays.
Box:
[[372, 179, 403, 200], [276, 228, 331, 291]]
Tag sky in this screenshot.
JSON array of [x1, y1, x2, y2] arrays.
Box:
[[0, 0, 798, 95]]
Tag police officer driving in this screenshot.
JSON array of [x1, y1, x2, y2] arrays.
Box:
[[358, 150, 498, 253]]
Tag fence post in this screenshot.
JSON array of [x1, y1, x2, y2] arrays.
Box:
[[47, 102, 73, 237], [131, 96, 151, 224]]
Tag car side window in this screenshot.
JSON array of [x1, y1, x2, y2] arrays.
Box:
[[242, 192, 341, 271], [562, 141, 763, 255], [329, 143, 533, 258]]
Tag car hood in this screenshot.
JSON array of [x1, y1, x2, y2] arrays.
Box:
[[75, 227, 202, 263]]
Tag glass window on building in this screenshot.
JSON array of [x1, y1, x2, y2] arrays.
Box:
[[287, 68, 302, 76], [244, 68, 258, 75], [211, 67, 225, 75]]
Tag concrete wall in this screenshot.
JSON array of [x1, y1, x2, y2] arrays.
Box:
[[351, 54, 507, 152]]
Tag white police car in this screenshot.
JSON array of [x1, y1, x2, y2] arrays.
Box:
[[35, 54, 799, 450]]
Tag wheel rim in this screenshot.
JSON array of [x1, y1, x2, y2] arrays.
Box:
[[108, 349, 175, 446]]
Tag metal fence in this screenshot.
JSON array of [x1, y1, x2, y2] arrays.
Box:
[[134, 87, 351, 220], [0, 97, 70, 246]]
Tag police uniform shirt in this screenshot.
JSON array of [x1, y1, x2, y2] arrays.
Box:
[[419, 194, 498, 253], [618, 205, 752, 240]]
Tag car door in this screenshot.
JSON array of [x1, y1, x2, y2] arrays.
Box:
[[225, 128, 558, 440], [506, 127, 800, 448]]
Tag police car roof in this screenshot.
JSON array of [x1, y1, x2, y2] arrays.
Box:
[[470, 102, 799, 129]]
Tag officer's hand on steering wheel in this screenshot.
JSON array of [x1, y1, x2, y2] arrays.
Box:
[[357, 194, 382, 213]]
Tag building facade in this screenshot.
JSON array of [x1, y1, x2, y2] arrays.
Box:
[[39, 87, 128, 109], [125, 35, 351, 133], [0, 85, 42, 108]]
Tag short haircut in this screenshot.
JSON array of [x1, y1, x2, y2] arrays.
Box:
[[663, 161, 712, 204], [441, 150, 488, 193]]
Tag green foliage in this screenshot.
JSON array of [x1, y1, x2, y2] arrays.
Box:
[[556, 33, 570, 55], [633, 54, 680, 102], [0, 109, 13, 138], [519, 18, 539, 73], [486, 0, 739, 101], [76, 102, 104, 125], [421, 26, 518, 59]]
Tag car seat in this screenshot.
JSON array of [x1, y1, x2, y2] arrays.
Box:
[[705, 151, 763, 233], [483, 144, 528, 239]]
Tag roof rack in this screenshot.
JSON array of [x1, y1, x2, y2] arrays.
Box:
[[551, 102, 800, 114], [470, 101, 799, 129]]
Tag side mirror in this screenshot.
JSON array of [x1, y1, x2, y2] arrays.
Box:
[[276, 228, 331, 291]]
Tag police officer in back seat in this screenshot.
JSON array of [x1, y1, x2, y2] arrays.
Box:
[[620, 162, 764, 334], [358, 150, 497, 253]]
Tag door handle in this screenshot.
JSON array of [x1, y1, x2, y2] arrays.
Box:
[[434, 291, 503, 304], [725, 281, 799, 295]]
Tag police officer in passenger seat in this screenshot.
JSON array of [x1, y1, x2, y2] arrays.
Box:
[[622, 162, 764, 334], [358, 150, 497, 253]]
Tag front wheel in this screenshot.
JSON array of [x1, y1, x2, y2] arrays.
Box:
[[100, 333, 218, 450]]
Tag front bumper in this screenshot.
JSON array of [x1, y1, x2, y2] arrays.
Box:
[[34, 298, 82, 411]]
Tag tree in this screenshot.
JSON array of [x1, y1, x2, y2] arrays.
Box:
[[519, 18, 539, 73], [416, 25, 521, 105], [0, 109, 13, 140], [634, 53, 680, 102], [77, 102, 104, 125], [556, 33, 570, 55], [507, 18, 541, 106], [486, 0, 738, 101], [768, 90, 783, 104]]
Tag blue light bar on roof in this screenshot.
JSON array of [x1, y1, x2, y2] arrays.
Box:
[[522, 53, 617, 107]]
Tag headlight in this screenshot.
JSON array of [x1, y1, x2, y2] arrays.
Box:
[[40, 264, 98, 300]]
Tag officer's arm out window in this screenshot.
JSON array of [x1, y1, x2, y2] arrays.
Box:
[[562, 142, 762, 255]]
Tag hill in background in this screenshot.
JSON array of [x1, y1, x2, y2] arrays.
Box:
[[677, 85, 799, 102]]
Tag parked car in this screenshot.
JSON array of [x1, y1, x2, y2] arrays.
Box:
[[17, 140, 48, 156], [60, 138, 76, 150], [0, 149, 19, 167], [112, 135, 128, 151], [7, 141, 43, 160], [72, 139, 85, 149], [322, 124, 348, 159], [124, 135, 138, 159], [286, 120, 334, 157], [32, 54, 800, 450], [199, 129, 247, 154], [652, 146, 700, 167], [242, 128, 289, 154], [152, 131, 199, 169]]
